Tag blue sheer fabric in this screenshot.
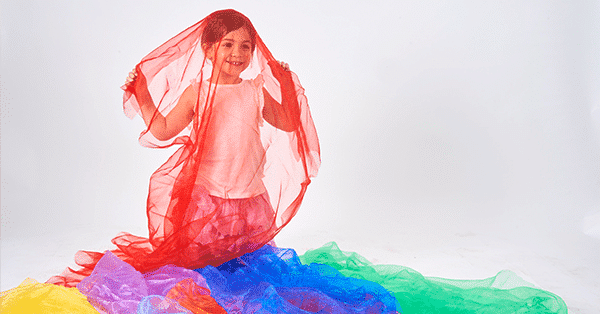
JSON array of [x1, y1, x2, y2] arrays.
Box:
[[194, 244, 399, 313], [137, 296, 191, 314]]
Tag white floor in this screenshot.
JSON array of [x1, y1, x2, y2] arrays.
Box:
[[1, 224, 598, 313]]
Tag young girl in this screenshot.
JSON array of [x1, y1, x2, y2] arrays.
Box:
[[5, 9, 567, 314], [48, 8, 320, 287]]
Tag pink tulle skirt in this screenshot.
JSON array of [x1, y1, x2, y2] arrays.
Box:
[[184, 184, 275, 250]]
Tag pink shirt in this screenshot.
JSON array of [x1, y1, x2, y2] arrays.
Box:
[[192, 76, 266, 199]]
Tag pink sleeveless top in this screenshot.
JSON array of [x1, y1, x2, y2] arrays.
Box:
[[192, 75, 266, 199]]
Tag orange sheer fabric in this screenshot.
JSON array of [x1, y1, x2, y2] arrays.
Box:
[[48, 9, 320, 287], [166, 278, 227, 314]]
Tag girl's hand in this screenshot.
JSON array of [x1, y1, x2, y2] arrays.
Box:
[[278, 61, 290, 72], [125, 68, 138, 86], [123, 66, 148, 94], [268, 60, 291, 82]]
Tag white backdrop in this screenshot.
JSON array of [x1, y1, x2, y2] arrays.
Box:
[[2, 0, 599, 311]]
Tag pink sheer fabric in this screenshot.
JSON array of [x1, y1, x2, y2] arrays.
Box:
[[48, 9, 320, 287]]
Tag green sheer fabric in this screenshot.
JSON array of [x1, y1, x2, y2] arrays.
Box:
[[299, 242, 567, 314]]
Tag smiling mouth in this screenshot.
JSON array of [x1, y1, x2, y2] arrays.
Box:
[[227, 61, 244, 66]]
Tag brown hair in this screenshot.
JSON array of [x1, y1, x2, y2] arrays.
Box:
[[201, 9, 257, 52]]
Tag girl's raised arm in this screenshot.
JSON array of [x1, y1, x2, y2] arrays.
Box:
[[262, 61, 300, 132], [126, 69, 196, 141]]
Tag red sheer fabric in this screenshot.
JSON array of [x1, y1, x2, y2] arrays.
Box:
[[48, 9, 320, 287]]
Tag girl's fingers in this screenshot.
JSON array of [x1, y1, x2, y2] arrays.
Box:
[[125, 69, 138, 84], [278, 61, 290, 71]]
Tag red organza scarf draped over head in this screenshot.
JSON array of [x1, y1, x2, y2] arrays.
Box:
[[48, 9, 320, 287]]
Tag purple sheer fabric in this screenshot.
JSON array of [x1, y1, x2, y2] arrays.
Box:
[[77, 251, 213, 313]]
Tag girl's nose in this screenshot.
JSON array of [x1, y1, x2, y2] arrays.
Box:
[[232, 45, 242, 57]]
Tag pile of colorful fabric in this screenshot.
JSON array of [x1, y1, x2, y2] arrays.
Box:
[[1, 242, 567, 313]]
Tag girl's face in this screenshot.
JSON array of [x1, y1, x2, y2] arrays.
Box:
[[207, 27, 253, 84]]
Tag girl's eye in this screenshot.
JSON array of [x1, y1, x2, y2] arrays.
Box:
[[242, 44, 251, 50], [223, 43, 233, 48]]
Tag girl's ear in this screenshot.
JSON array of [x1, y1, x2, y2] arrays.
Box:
[[203, 43, 215, 61]]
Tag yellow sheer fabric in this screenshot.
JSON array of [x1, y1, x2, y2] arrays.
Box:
[[0, 278, 97, 313]]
